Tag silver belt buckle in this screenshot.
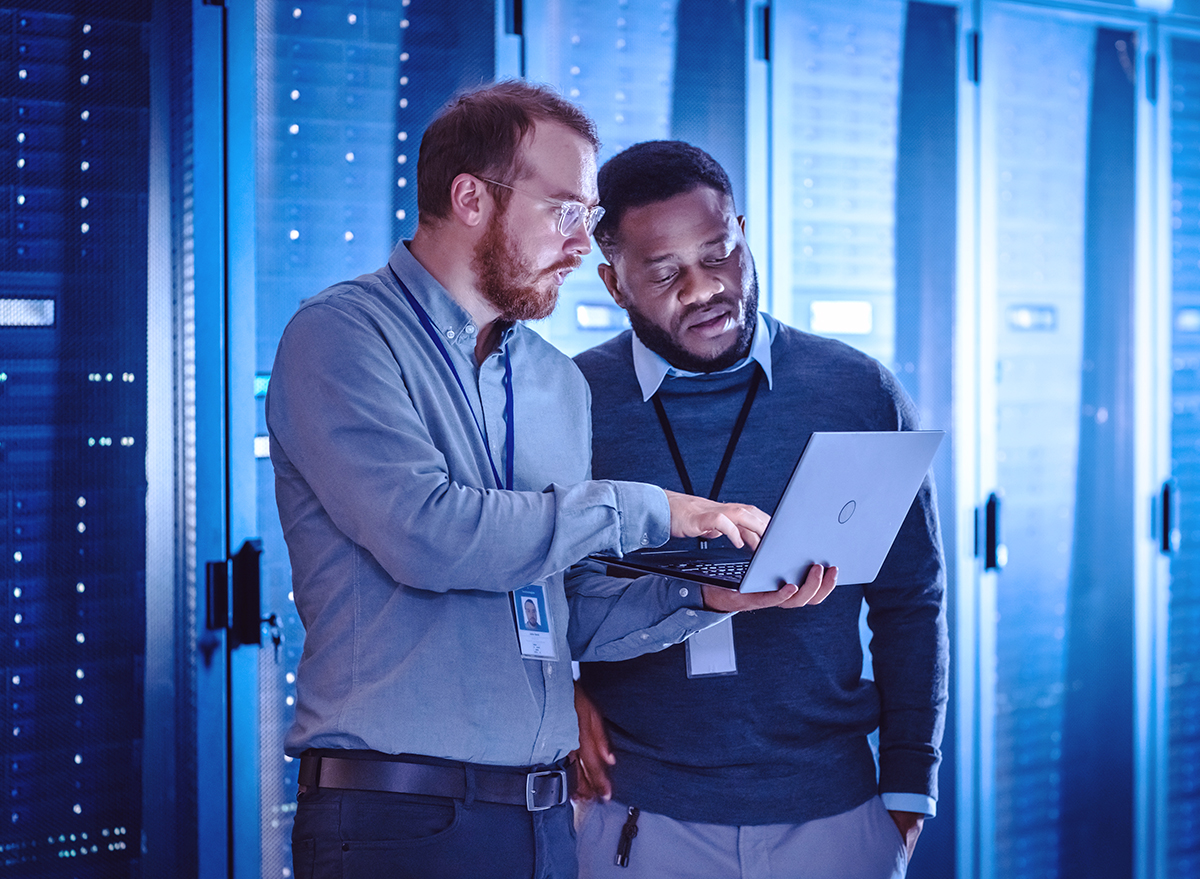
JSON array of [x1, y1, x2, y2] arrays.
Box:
[[525, 769, 567, 811]]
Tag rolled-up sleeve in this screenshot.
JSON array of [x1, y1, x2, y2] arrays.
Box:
[[565, 559, 730, 661]]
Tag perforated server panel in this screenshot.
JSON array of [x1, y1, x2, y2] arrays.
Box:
[[987, 13, 1093, 878], [0, 4, 149, 874], [1169, 36, 1200, 879], [769, 0, 904, 364]]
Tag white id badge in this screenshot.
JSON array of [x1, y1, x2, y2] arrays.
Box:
[[685, 616, 738, 677], [512, 583, 558, 661]]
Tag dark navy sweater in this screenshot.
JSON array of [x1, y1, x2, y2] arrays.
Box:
[[574, 316, 948, 825]]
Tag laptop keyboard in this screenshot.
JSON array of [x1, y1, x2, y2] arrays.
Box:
[[673, 560, 750, 581]]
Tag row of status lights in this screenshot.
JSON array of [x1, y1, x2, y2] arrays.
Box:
[[281, 3, 415, 229], [280, 3, 424, 251], [9, 576, 93, 656], [48, 826, 130, 857], [283, 126, 412, 231], [8, 9, 140, 844], [10, 806, 125, 827], [285, 6, 418, 221], [288, 0, 411, 24], [13, 45, 106, 245]]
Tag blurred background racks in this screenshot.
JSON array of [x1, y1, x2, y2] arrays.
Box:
[[7, 1, 1200, 877]]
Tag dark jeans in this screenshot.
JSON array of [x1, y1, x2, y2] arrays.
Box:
[[291, 786, 577, 879]]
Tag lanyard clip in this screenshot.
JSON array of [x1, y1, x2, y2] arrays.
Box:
[[615, 805, 640, 867]]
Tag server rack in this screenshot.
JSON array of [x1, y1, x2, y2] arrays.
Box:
[[1, 4, 152, 874]]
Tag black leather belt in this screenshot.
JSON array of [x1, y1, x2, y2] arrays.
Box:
[[297, 753, 568, 812]]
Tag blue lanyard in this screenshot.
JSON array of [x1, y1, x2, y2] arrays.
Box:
[[389, 265, 514, 491]]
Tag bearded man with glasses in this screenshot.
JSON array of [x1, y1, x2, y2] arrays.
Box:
[[268, 81, 834, 879]]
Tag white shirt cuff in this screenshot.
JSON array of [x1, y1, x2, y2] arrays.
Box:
[[880, 792, 936, 817]]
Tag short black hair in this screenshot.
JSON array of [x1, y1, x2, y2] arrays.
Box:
[[593, 141, 735, 251]]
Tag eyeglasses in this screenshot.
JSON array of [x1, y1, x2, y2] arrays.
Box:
[[480, 178, 605, 237]]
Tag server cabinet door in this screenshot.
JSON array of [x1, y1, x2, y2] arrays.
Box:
[[0, 0, 211, 874], [1164, 31, 1200, 879], [0, 3, 166, 876], [977, 7, 1144, 879]]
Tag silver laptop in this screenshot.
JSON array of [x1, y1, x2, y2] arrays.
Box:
[[589, 430, 944, 592]]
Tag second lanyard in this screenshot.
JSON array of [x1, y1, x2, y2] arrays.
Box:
[[651, 366, 763, 504]]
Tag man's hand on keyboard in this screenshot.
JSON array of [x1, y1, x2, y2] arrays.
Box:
[[701, 564, 839, 612], [664, 490, 769, 550]]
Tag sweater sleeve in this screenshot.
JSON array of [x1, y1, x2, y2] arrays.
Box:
[[864, 367, 950, 805]]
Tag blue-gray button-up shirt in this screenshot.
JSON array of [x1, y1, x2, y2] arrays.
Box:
[[267, 241, 724, 766]]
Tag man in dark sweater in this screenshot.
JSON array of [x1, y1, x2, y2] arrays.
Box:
[[570, 142, 948, 879]]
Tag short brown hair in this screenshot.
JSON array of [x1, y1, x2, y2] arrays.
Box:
[[416, 80, 599, 224]]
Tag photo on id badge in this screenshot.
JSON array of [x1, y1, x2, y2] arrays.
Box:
[[512, 583, 557, 660]]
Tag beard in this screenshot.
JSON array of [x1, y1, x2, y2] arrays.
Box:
[[471, 209, 579, 322], [626, 270, 760, 373]]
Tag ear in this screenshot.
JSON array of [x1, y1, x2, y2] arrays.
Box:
[[597, 262, 628, 308], [737, 214, 747, 234], [449, 173, 489, 228]]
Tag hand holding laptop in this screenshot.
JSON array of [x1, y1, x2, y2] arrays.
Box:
[[701, 563, 839, 612], [666, 489, 831, 610], [664, 489, 770, 550]]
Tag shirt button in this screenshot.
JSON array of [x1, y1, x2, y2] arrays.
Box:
[[446, 329, 455, 339], [546, 664, 554, 675], [678, 587, 689, 598], [465, 324, 476, 335], [640, 534, 649, 546], [661, 643, 671, 649], [686, 610, 697, 617], [641, 633, 650, 640]]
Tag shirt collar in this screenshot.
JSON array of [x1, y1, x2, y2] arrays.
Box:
[[631, 311, 774, 402], [387, 240, 517, 353]]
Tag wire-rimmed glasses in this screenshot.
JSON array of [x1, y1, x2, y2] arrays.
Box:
[[480, 178, 605, 237]]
